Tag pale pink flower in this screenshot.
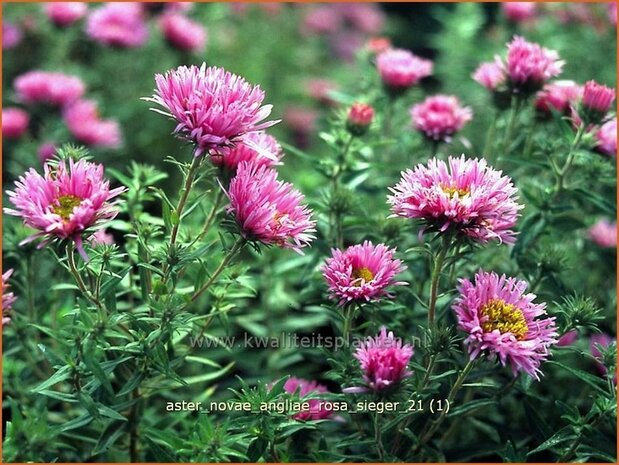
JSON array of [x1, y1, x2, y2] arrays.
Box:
[[366, 37, 392, 55], [376, 48, 432, 90], [301, 5, 341, 36], [226, 161, 315, 253], [453, 270, 558, 380], [284, 106, 318, 148], [505, 36, 564, 92], [306, 78, 338, 105], [14, 70, 85, 107], [283, 377, 332, 421], [588, 219, 617, 248], [44, 3, 88, 27], [322, 241, 406, 306], [2, 107, 29, 140], [594, 118, 617, 158], [338, 3, 384, 34], [582, 80, 616, 114], [211, 131, 283, 171], [86, 3, 148, 48], [330, 31, 365, 62], [609, 3, 617, 26], [557, 329, 578, 347], [3, 21, 22, 49], [38, 142, 57, 164], [159, 12, 206, 52], [472, 58, 506, 91], [147, 63, 275, 156], [4, 159, 125, 260], [410, 95, 473, 142], [351, 327, 413, 392], [88, 228, 114, 246], [2, 269, 17, 327], [503, 2, 537, 22], [63, 99, 122, 149], [388, 156, 522, 244], [535, 80, 583, 115]]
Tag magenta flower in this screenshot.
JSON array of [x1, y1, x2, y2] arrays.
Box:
[[4, 159, 125, 260], [63, 100, 122, 149], [337, 3, 384, 34], [388, 156, 522, 244], [44, 2, 88, 27], [301, 5, 341, 36], [582, 80, 616, 115], [587, 219, 617, 248], [472, 58, 505, 91], [88, 228, 114, 247], [505, 36, 563, 92], [14, 70, 85, 107], [535, 80, 583, 116], [211, 131, 283, 172], [3, 21, 22, 49], [159, 12, 207, 52], [283, 377, 332, 421], [376, 48, 432, 91], [594, 118, 617, 158], [2, 107, 29, 140], [147, 63, 276, 156], [226, 161, 315, 253], [503, 2, 537, 22], [351, 327, 413, 392], [322, 241, 406, 306], [38, 142, 57, 164], [2, 269, 17, 327], [590, 334, 616, 381], [410, 95, 473, 142], [86, 2, 148, 48], [453, 270, 558, 380], [557, 329, 578, 347], [347, 102, 374, 136]]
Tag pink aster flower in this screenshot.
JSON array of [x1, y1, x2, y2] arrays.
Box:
[[338, 3, 384, 34], [410, 95, 473, 142], [388, 156, 522, 244], [351, 327, 413, 392], [86, 3, 148, 48], [159, 12, 207, 52], [472, 58, 506, 91], [594, 118, 617, 158], [376, 48, 433, 91], [63, 99, 122, 149], [503, 2, 537, 22], [4, 159, 125, 260], [44, 3, 88, 27], [453, 270, 558, 380], [147, 63, 276, 157], [301, 5, 341, 36], [322, 241, 406, 306], [590, 333, 616, 380], [535, 80, 583, 116], [582, 80, 616, 115], [2, 269, 17, 327], [211, 131, 283, 172], [587, 219, 617, 248], [225, 161, 315, 253], [3, 21, 22, 49], [14, 70, 85, 107], [2, 107, 29, 140], [505, 36, 564, 92], [283, 377, 332, 421], [38, 142, 57, 164]]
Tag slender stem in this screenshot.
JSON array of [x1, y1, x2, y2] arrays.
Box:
[[555, 125, 585, 193], [374, 412, 385, 461], [195, 187, 225, 244], [67, 244, 103, 310], [558, 413, 604, 462], [331, 133, 354, 249], [341, 305, 357, 343], [128, 388, 140, 462], [482, 113, 498, 160], [428, 235, 451, 325], [498, 97, 521, 164], [430, 139, 440, 158]]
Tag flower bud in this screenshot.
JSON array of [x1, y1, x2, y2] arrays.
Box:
[[346, 102, 374, 136], [580, 80, 616, 124]]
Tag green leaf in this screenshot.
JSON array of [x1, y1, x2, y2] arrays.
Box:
[[31, 365, 72, 393], [528, 427, 575, 455], [547, 360, 608, 395], [92, 419, 127, 455]]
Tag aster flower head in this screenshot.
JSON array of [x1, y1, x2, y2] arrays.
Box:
[[588, 219, 617, 248], [86, 2, 148, 48], [44, 3, 88, 27], [472, 57, 506, 91], [283, 377, 332, 421], [388, 155, 522, 244], [159, 12, 207, 52], [580, 80, 616, 124], [14, 70, 85, 107], [2, 107, 29, 140], [226, 161, 315, 253], [63, 99, 122, 149], [376, 48, 433, 92], [352, 327, 413, 392], [503, 2, 537, 22], [211, 131, 283, 172], [410, 95, 473, 142], [594, 118, 617, 158], [505, 36, 564, 93], [322, 241, 406, 306], [2, 269, 17, 327], [4, 158, 125, 260], [147, 63, 276, 157], [453, 270, 558, 380], [535, 80, 583, 116]]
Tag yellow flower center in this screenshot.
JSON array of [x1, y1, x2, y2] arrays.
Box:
[[53, 195, 82, 221], [351, 267, 374, 286], [480, 298, 528, 340], [441, 184, 470, 199]]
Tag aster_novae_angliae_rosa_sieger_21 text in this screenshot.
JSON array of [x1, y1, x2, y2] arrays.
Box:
[[1, 2, 617, 464]]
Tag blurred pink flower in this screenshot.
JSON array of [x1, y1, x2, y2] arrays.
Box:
[[301, 5, 341, 36], [3, 21, 22, 49], [608, 2, 617, 26], [283, 377, 332, 421], [44, 3, 88, 27], [376, 48, 432, 91], [322, 241, 406, 306], [472, 58, 505, 91], [505, 36, 564, 92], [86, 2, 148, 48], [14, 70, 85, 107], [535, 80, 583, 115], [2, 269, 17, 327], [63, 99, 122, 149], [347, 102, 374, 135], [557, 329, 578, 347], [453, 270, 558, 380], [590, 333, 616, 380], [588, 219, 617, 248], [2, 107, 29, 140], [226, 161, 315, 253], [38, 142, 57, 164], [388, 156, 522, 244], [307, 78, 338, 105], [410, 95, 473, 142], [211, 131, 283, 171], [366, 36, 392, 55], [88, 228, 114, 246], [147, 63, 275, 156], [330, 31, 365, 62], [284, 106, 318, 148], [352, 327, 413, 392], [159, 12, 206, 52], [337, 3, 384, 34], [594, 118, 617, 158], [5, 159, 125, 260], [582, 80, 616, 114], [503, 2, 537, 22]]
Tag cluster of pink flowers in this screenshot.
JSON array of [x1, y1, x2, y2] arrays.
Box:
[[2, 108, 30, 140], [15, 70, 85, 107], [2, 269, 17, 327], [376, 48, 433, 92], [410, 95, 473, 142], [63, 100, 122, 149], [535, 80, 583, 116], [44, 2, 88, 27], [5, 159, 125, 260], [587, 219, 617, 248], [211, 131, 284, 172], [388, 156, 522, 244], [453, 271, 558, 380], [159, 12, 207, 52], [283, 377, 332, 421], [85, 2, 148, 48]]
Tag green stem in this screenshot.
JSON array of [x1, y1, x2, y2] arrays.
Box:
[[331, 133, 354, 249], [374, 412, 385, 461], [498, 97, 521, 164], [341, 305, 357, 343], [428, 235, 451, 325], [193, 187, 225, 246], [555, 125, 585, 194], [67, 244, 103, 310], [482, 113, 498, 160]]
